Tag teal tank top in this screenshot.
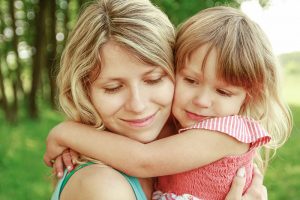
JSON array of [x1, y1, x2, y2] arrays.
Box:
[[51, 162, 147, 200]]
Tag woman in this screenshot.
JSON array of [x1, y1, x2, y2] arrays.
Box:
[[47, 0, 267, 199]]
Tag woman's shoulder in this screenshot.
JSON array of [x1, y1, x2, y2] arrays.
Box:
[[61, 163, 136, 200]]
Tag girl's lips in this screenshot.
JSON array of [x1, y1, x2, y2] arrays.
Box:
[[121, 113, 156, 127], [186, 111, 207, 121]]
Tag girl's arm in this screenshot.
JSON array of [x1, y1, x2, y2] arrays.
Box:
[[44, 120, 248, 178]]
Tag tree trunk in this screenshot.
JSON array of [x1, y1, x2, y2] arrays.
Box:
[[11, 80, 18, 123], [0, 5, 15, 122], [46, 0, 57, 108], [64, 0, 70, 45], [0, 60, 10, 121], [9, 0, 24, 95], [29, 0, 47, 118]]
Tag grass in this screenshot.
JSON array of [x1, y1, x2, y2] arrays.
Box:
[[0, 71, 299, 199], [262, 66, 300, 199], [264, 104, 300, 199], [0, 108, 63, 200]]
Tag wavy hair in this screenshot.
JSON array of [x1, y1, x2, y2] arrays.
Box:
[[57, 0, 175, 130], [175, 6, 292, 172]]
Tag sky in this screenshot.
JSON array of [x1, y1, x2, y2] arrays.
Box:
[[240, 0, 300, 55]]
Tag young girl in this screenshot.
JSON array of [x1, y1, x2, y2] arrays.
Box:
[[45, 6, 291, 200]]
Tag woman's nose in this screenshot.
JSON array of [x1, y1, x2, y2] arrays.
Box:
[[125, 86, 146, 113]]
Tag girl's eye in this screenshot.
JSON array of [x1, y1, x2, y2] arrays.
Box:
[[104, 85, 123, 94], [216, 89, 232, 97], [183, 77, 198, 85], [145, 76, 163, 85]]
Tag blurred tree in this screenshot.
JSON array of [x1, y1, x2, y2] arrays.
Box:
[[0, 0, 18, 122], [9, 0, 24, 96], [0, 5, 8, 120], [0, 56, 9, 121], [46, 0, 57, 108], [29, 0, 47, 118]]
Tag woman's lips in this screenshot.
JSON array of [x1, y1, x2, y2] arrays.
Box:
[[121, 113, 156, 127]]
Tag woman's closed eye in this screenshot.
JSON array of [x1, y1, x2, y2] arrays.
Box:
[[145, 75, 165, 85], [104, 85, 123, 94]]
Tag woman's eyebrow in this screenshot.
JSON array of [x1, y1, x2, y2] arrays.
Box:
[[143, 67, 164, 76]]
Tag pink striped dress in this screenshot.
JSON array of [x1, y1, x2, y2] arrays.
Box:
[[153, 115, 271, 200]]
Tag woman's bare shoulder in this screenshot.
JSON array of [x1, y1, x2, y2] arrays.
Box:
[[61, 163, 136, 200]]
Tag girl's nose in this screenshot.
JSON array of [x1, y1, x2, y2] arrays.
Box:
[[192, 89, 212, 108]]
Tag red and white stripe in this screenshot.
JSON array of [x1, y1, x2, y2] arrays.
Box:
[[179, 115, 271, 148]]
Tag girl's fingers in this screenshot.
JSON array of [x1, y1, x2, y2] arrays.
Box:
[[52, 161, 57, 177], [43, 154, 54, 167], [69, 149, 79, 165], [54, 155, 64, 178], [62, 149, 74, 171]]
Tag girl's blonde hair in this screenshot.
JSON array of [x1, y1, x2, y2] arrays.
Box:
[[175, 6, 292, 172], [57, 0, 175, 129]]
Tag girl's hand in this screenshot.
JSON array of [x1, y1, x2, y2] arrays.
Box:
[[44, 122, 71, 166], [52, 149, 78, 178], [225, 165, 267, 200]]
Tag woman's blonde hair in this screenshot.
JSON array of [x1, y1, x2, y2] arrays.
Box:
[[57, 0, 175, 129], [175, 6, 292, 172]]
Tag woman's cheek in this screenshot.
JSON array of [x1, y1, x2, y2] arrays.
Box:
[[154, 80, 175, 106]]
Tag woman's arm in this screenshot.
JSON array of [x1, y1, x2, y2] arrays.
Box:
[[225, 165, 268, 200], [44, 120, 248, 177]]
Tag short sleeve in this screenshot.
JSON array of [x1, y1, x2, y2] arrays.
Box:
[[179, 115, 271, 148]]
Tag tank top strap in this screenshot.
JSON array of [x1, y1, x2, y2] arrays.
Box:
[[119, 172, 148, 200], [51, 161, 147, 200], [59, 161, 95, 194], [51, 161, 95, 200]]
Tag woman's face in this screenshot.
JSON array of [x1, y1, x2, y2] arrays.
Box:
[[90, 41, 174, 143]]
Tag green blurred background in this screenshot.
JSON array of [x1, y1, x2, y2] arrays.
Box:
[[0, 0, 299, 199]]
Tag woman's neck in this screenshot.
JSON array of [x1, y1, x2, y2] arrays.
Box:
[[157, 116, 178, 139]]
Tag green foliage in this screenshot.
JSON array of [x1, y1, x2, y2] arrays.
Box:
[[151, 0, 239, 25], [279, 52, 300, 105], [262, 53, 300, 199], [0, 106, 64, 200], [279, 51, 300, 74], [264, 105, 300, 200]]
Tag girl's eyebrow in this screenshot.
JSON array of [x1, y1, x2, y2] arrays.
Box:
[[215, 80, 243, 93], [180, 67, 201, 77]]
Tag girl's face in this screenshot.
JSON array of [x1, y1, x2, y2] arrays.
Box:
[[172, 45, 247, 128], [90, 41, 174, 143]]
